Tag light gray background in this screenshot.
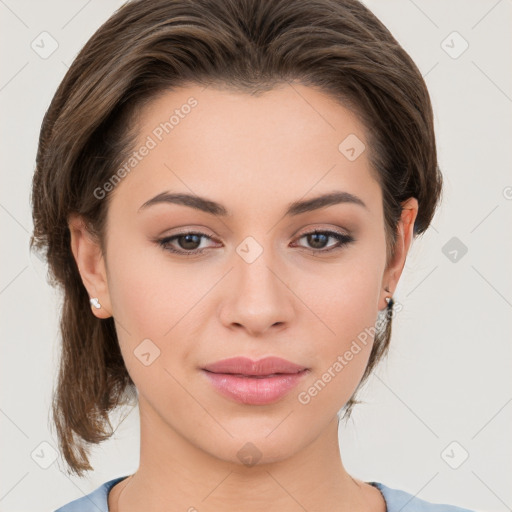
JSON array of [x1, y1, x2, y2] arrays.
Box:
[[1, 1, 511, 511]]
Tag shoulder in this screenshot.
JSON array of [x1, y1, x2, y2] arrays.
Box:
[[54, 476, 129, 512], [369, 482, 477, 512]]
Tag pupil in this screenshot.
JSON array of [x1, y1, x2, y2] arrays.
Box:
[[181, 234, 200, 249], [309, 233, 327, 249]]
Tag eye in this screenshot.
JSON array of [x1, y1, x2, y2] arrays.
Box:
[[157, 228, 354, 257], [292, 229, 355, 254], [156, 231, 218, 256]]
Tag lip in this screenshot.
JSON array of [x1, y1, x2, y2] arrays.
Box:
[[203, 356, 307, 376], [202, 356, 309, 405]]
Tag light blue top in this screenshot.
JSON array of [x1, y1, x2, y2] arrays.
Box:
[[54, 475, 476, 512]]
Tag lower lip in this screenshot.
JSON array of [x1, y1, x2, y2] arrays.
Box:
[[202, 370, 309, 405]]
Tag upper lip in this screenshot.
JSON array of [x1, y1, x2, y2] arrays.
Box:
[[203, 356, 307, 376]]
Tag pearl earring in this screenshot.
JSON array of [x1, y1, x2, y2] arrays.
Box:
[[90, 297, 101, 309]]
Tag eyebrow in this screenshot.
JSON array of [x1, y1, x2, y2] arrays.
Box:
[[137, 190, 367, 216]]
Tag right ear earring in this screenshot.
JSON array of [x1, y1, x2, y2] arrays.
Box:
[[90, 297, 101, 309]]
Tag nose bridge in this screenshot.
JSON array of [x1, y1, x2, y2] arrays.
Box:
[[234, 232, 283, 298]]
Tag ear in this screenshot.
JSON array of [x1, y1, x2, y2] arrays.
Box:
[[68, 213, 113, 319], [379, 197, 419, 310]]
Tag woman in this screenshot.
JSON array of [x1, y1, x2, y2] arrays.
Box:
[[30, 0, 476, 510]]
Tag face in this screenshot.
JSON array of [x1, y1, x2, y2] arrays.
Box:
[[74, 83, 416, 466]]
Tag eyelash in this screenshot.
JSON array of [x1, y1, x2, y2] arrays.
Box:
[[156, 229, 355, 257]]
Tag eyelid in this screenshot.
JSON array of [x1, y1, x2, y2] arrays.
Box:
[[294, 224, 350, 238], [159, 225, 216, 237]]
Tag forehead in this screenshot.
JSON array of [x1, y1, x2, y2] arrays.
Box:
[[108, 83, 382, 220]]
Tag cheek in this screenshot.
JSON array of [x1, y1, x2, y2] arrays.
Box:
[[307, 247, 383, 341], [296, 289, 378, 414], [296, 250, 383, 404], [105, 239, 215, 385], [105, 244, 195, 401], [106, 237, 199, 337]]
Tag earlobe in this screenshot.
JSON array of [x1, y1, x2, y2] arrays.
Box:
[[68, 213, 113, 319]]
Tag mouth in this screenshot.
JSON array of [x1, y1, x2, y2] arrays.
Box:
[[202, 356, 309, 405], [203, 356, 308, 376], [203, 372, 304, 379]]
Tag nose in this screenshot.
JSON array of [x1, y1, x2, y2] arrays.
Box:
[[218, 245, 295, 337]]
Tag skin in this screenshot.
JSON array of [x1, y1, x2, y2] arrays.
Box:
[[69, 83, 418, 512]]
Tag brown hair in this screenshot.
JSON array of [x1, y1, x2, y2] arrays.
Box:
[[30, 0, 442, 476]]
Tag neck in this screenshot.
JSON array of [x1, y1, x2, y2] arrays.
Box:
[[109, 401, 382, 512]]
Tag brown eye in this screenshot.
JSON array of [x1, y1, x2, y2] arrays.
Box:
[[157, 231, 217, 256], [293, 230, 354, 254], [175, 233, 203, 250]]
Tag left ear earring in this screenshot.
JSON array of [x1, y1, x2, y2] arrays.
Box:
[[384, 286, 393, 308], [90, 297, 101, 309]]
